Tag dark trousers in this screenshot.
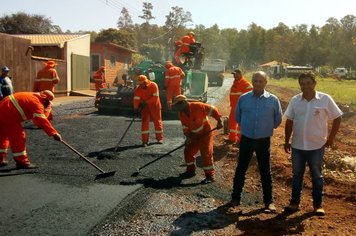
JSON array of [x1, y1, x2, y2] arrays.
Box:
[[231, 135, 273, 205]]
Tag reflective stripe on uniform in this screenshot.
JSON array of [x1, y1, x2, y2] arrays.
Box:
[[186, 162, 195, 166], [155, 130, 163, 134], [13, 150, 27, 157], [134, 96, 141, 100], [202, 165, 214, 170], [208, 106, 215, 116], [0, 148, 8, 153], [230, 92, 243, 95], [191, 118, 207, 133], [152, 92, 159, 97], [9, 95, 27, 121], [33, 113, 47, 118], [165, 75, 182, 79], [229, 129, 239, 133], [141, 130, 149, 134], [35, 78, 57, 82]]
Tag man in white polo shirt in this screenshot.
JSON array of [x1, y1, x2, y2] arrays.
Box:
[[283, 72, 342, 216]]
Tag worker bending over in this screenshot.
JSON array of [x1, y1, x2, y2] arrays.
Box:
[[0, 90, 62, 169], [172, 95, 223, 184]]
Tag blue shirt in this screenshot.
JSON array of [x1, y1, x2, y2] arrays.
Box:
[[235, 90, 282, 139]]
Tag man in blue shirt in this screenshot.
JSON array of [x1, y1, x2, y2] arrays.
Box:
[[0, 66, 14, 100], [228, 71, 282, 213]]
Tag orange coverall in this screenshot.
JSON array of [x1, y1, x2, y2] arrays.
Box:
[[133, 81, 163, 144], [0, 92, 59, 166], [178, 102, 222, 178], [228, 77, 253, 142], [93, 68, 107, 91], [164, 63, 185, 110], [175, 35, 195, 64], [33, 67, 60, 92]]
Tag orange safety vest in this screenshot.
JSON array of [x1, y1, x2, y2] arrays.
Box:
[[93, 70, 107, 91], [230, 77, 253, 108], [178, 102, 221, 136], [0, 92, 58, 136], [177, 35, 195, 53], [33, 67, 60, 92], [164, 65, 185, 88], [133, 81, 161, 111]]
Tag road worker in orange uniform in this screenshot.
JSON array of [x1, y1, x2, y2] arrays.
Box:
[[172, 95, 223, 184], [133, 75, 163, 147], [93, 66, 107, 107], [227, 69, 253, 144], [174, 32, 196, 65], [164, 61, 185, 110], [0, 90, 62, 168], [33, 60, 60, 93]]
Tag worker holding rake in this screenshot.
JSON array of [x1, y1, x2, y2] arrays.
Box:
[[0, 90, 62, 169], [172, 95, 223, 184]]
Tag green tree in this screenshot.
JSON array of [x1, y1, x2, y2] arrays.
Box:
[[164, 6, 193, 60], [139, 2, 155, 24], [95, 28, 137, 50], [117, 7, 134, 30], [0, 12, 62, 34]]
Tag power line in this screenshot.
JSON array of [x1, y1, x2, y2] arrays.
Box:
[[98, 0, 142, 17]]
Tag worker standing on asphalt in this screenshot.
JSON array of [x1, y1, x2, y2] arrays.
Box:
[[0, 66, 14, 100], [0, 90, 62, 168], [93, 66, 107, 107], [164, 61, 185, 110], [174, 32, 196, 65], [33, 60, 60, 93], [172, 95, 223, 184], [226, 69, 253, 144], [133, 75, 163, 147]]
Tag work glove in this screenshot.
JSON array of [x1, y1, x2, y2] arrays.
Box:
[[215, 118, 223, 130], [184, 133, 192, 145], [134, 109, 140, 117], [139, 101, 147, 109], [53, 133, 62, 142]]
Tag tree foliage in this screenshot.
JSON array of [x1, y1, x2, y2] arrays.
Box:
[[95, 28, 137, 50], [0, 12, 62, 34], [139, 2, 155, 24], [117, 7, 133, 30]]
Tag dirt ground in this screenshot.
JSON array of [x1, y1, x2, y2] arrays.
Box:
[[91, 83, 355, 236]]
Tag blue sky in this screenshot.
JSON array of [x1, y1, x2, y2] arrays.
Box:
[[3, 0, 355, 32]]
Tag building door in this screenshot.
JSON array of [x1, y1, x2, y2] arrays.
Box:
[[72, 54, 90, 90]]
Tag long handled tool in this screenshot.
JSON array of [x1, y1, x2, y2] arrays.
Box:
[[61, 140, 116, 180], [131, 127, 218, 177], [114, 116, 136, 152]]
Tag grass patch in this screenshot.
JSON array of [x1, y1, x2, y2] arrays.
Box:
[[257, 77, 356, 110]]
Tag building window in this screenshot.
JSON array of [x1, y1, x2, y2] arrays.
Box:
[[110, 55, 116, 68]]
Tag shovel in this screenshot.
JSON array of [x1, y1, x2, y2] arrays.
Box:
[[61, 140, 116, 180], [114, 116, 136, 153], [131, 127, 218, 177]]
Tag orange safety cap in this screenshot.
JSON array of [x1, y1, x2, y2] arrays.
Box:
[[165, 61, 173, 68], [137, 75, 148, 85], [172, 94, 187, 105], [43, 60, 57, 68]]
